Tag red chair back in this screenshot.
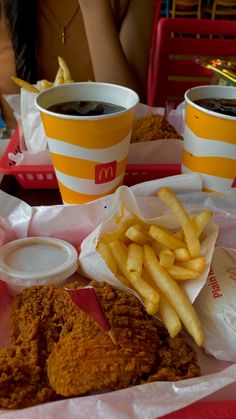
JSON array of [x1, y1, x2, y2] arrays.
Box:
[[147, 17, 236, 106]]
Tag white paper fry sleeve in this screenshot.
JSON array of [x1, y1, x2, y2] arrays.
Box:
[[79, 185, 219, 303], [21, 89, 48, 153], [194, 246, 236, 362]]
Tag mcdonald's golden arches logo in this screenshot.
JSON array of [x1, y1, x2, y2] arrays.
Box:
[[95, 161, 117, 184]]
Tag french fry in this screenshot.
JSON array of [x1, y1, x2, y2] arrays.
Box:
[[58, 56, 72, 82], [97, 241, 118, 274], [128, 271, 160, 307], [125, 224, 148, 245], [116, 271, 158, 316], [115, 273, 131, 288], [142, 268, 182, 337], [149, 225, 186, 249], [11, 76, 40, 93], [54, 67, 64, 85], [159, 248, 174, 268], [192, 210, 213, 237], [173, 248, 190, 261], [172, 211, 212, 244], [157, 187, 200, 258], [173, 230, 185, 241], [142, 298, 159, 315], [150, 240, 166, 257], [159, 293, 182, 338], [142, 269, 182, 338], [37, 79, 53, 91], [177, 256, 206, 273], [127, 243, 143, 274], [143, 244, 205, 347], [108, 240, 128, 277], [102, 219, 135, 244], [167, 265, 200, 280], [109, 240, 159, 305]]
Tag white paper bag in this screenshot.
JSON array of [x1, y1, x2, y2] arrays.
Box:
[[4, 90, 48, 154], [195, 246, 236, 362]]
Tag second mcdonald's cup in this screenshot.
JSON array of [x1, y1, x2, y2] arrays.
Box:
[[35, 82, 139, 204]]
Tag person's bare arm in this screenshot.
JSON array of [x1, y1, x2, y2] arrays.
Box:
[[0, 9, 18, 127], [79, 0, 154, 102]]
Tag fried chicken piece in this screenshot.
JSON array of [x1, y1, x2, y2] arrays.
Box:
[[8, 282, 160, 402], [2, 284, 84, 409], [9, 285, 83, 358], [1, 280, 200, 409], [47, 281, 160, 396], [48, 335, 142, 396], [144, 327, 201, 383], [131, 114, 183, 143], [0, 346, 55, 409]]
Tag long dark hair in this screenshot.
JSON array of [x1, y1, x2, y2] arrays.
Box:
[[2, 0, 38, 82]]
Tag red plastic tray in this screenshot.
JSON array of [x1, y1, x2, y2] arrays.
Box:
[[162, 400, 236, 418], [0, 127, 181, 189]]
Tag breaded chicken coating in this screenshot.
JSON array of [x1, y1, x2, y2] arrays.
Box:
[[0, 281, 200, 409]]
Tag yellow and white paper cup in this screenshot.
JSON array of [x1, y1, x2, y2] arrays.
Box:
[[182, 85, 236, 194], [35, 82, 139, 204]]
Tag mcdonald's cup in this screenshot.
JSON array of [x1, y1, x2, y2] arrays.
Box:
[[35, 82, 139, 204], [182, 85, 236, 195]]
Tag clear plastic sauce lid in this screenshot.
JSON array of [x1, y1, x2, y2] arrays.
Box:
[[0, 236, 79, 293]]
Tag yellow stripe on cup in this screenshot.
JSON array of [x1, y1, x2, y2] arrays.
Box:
[[185, 102, 236, 145], [57, 179, 123, 204], [182, 149, 235, 179], [40, 112, 133, 148], [50, 153, 127, 179]]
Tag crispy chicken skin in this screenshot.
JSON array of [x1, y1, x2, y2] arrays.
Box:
[[0, 346, 55, 409], [0, 281, 200, 409], [47, 281, 160, 396]]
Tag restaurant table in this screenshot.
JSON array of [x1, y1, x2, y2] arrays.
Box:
[[0, 174, 236, 419]]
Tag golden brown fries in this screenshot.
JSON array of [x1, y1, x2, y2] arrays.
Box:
[[192, 210, 213, 238], [54, 67, 64, 86], [115, 273, 131, 288], [177, 256, 206, 273], [11, 76, 40, 93], [58, 56, 72, 83], [143, 245, 205, 347], [108, 240, 160, 307], [11, 56, 73, 93], [142, 298, 159, 316], [173, 247, 190, 261], [157, 187, 200, 258], [159, 248, 174, 268], [125, 224, 148, 245], [149, 224, 186, 249], [36, 79, 54, 91], [167, 265, 200, 280], [127, 243, 143, 274], [158, 291, 182, 338], [96, 187, 213, 347], [142, 267, 182, 337], [97, 241, 118, 274], [101, 219, 135, 244]]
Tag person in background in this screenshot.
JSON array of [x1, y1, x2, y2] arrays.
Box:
[[0, 0, 154, 127]]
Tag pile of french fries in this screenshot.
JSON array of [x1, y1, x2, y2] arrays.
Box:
[[11, 56, 73, 93], [97, 187, 213, 348]]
